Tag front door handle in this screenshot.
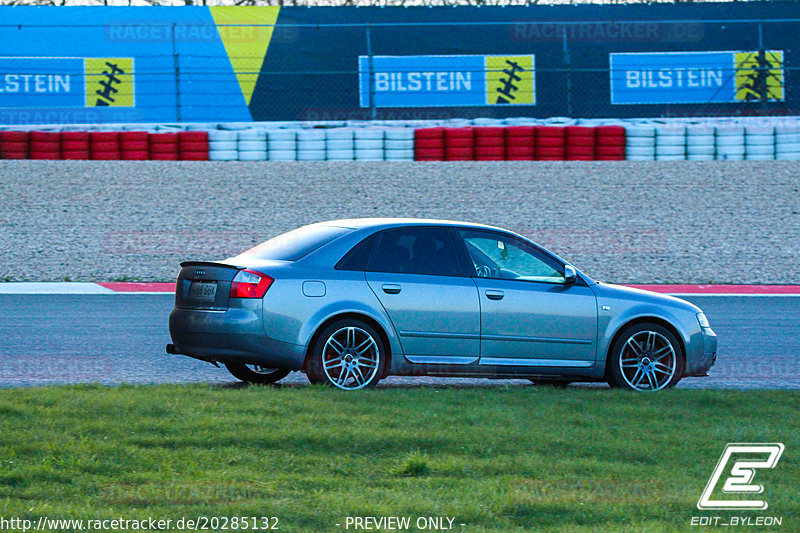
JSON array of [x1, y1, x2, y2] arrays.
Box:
[[382, 284, 402, 295], [485, 290, 504, 300]]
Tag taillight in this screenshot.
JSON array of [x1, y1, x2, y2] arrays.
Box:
[[230, 269, 274, 299]]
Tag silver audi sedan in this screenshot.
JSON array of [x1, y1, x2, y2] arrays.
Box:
[[168, 219, 717, 391]]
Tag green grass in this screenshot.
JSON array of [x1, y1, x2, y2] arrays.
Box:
[[0, 385, 797, 532]]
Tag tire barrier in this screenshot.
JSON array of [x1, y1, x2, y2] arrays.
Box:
[[2, 118, 800, 162]]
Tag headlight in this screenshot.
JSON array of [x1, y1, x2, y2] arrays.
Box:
[[696, 312, 710, 328]]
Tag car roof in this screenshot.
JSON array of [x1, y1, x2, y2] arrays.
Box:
[[319, 218, 510, 233]]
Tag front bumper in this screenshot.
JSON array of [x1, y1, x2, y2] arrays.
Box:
[[685, 327, 718, 377], [168, 302, 306, 370]]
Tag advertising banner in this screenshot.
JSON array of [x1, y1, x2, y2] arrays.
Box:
[[610, 51, 784, 104], [358, 55, 535, 108]]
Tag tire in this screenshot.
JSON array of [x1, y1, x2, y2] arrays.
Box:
[[225, 363, 290, 385], [306, 319, 386, 390], [608, 323, 684, 391]]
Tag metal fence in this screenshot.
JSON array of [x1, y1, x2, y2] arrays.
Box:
[[1, 16, 798, 125]]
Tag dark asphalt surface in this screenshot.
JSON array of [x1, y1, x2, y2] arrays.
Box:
[[0, 294, 797, 389]]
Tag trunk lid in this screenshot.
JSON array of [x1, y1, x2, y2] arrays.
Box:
[[175, 261, 241, 310]]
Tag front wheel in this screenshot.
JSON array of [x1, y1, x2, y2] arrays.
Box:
[[306, 319, 385, 390], [608, 323, 684, 391], [225, 363, 290, 384]]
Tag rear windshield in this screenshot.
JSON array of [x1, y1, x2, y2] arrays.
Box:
[[239, 225, 353, 261]]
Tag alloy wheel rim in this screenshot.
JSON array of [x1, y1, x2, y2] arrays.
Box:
[[322, 326, 380, 390], [619, 330, 676, 391], [246, 364, 279, 375]]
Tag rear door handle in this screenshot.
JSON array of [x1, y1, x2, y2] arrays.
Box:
[[485, 290, 504, 300], [382, 284, 402, 295]]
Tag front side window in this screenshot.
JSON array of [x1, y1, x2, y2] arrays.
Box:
[[368, 227, 462, 277], [458, 229, 565, 284]]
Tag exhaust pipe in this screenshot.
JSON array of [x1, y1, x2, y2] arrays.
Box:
[[166, 343, 180, 355]]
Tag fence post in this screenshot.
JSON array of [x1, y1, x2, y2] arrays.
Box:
[[366, 23, 376, 121], [172, 22, 181, 122], [757, 20, 767, 110], [562, 26, 572, 117]]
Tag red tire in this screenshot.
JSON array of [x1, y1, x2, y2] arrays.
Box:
[[61, 131, 90, 142], [61, 140, 90, 151], [121, 141, 149, 151], [178, 131, 209, 143], [536, 137, 566, 148], [475, 136, 504, 147], [444, 137, 474, 149], [150, 152, 179, 161], [61, 150, 90, 160], [415, 148, 445, 161], [91, 151, 121, 160], [2, 141, 29, 153], [415, 128, 444, 140], [30, 131, 60, 142], [566, 146, 594, 157], [506, 126, 536, 137], [30, 142, 60, 152], [537, 156, 565, 161], [565, 126, 595, 137], [595, 154, 626, 161], [535, 126, 565, 138], [505, 136, 535, 148], [149, 132, 179, 144], [150, 143, 179, 154], [536, 147, 566, 159], [445, 147, 474, 160], [444, 127, 474, 139], [414, 138, 444, 150], [596, 135, 626, 147], [507, 155, 535, 161], [179, 151, 209, 161], [596, 125, 626, 137], [120, 131, 149, 142], [179, 141, 210, 152], [566, 155, 595, 161], [475, 155, 505, 161], [1, 151, 29, 160], [29, 151, 60, 160], [0, 131, 29, 142], [506, 146, 535, 159], [565, 136, 595, 147], [91, 141, 119, 152], [595, 145, 626, 157], [474, 127, 505, 137], [122, 151, 149, 160], [90, 131, 119, 142], [475, 146, 505, 158]]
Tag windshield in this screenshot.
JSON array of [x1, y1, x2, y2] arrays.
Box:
[[237, 225, 353, 261]]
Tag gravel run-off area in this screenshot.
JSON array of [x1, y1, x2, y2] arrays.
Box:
[[0, 160, 798, 283]]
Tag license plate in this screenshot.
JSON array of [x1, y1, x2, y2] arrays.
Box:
[[188, 281, 217, 300]]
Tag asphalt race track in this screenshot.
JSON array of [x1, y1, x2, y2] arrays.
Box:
[[0, 294, 797, 389]]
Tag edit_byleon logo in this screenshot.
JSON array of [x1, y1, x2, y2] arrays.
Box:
[[697, 443, 784, 511]]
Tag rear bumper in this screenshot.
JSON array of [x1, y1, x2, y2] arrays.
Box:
[[168, 303, 306, 370]]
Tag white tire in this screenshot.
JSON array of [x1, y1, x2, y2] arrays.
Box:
[[776, 133, 800, 144], [625, 125, 656, 137], [715, 125, 744, 136], [385, 128, 415, 141], [776, 151, 800, 160], [269, 150, 297, 161], [775, 123, 800, 135], [218, 123, 251, 131], [298, 140, 326, 151], [745, 126, 774, 136], [626, 155, 655, 161], [656, 125, 686, 137], [385, 139, 414, 150], [355, 149, 384, 160], [717, 146, 746, 156], [355, 139, 384, 150], [384, 149, 414, 160], [238, 151, 268, 161], [716, 153, 744, 161], [687, 135, 715, 147], [687, 124, 715, 135], [238, 129, 267, 141], [269, 140, 296, 151], [745, 135, 775, 146], [267, 130, 297, 142], [297, 150, 326, 161], [745, 154, 774, 161], [209, 150, 238, 161], [238, 140, 267, 151], [327, 139, 355, 151], [656, 135, 686, 146], [687, 154, 715, 161], [655, 154, 686, 161], [625, 145, 656, 157], [716, 136, 745, 146], [297, 129, 326, 141], [687, 144, 715, 156], [208, 130, 238, 142], [327, 149, 354, 160], [626, 137, 655, 148], [326, 128, 354, 140], [745, 144, 775, 156], [209, 140, 237, 151], [355, 128, 385, 140], [776, 142, 800, 153], [655, 144, 685, 156]]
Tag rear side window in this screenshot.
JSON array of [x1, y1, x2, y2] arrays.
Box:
[[368, 227, 462, 277], [239, 225, 352, 261], [336, 234, 376, 271]]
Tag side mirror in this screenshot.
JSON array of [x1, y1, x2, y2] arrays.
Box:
[[563, 265, 578, 285]]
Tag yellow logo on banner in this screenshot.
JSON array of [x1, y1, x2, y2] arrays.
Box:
[[85, 57, 134, 107], [485, 55, 535, 105], [734, 50, 784, 102]]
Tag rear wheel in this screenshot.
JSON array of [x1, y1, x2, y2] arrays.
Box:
[[225, 363, 290, 384], [608, 323, 684, 391], [306, 319, 385, 390]]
